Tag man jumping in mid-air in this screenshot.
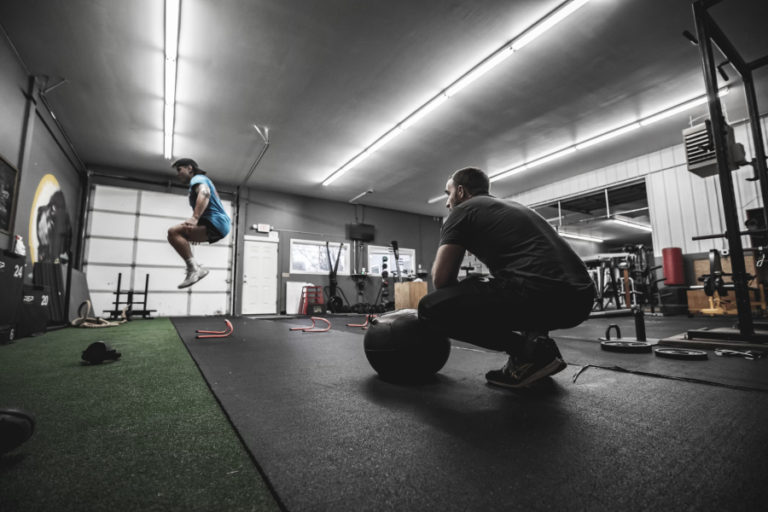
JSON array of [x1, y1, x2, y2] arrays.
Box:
[[167, 158, 231, 288]]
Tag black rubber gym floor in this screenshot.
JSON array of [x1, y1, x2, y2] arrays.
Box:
[[172, 314, 768, 511]]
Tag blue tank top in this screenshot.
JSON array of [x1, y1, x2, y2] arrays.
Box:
[[189, 175, 231, 237]]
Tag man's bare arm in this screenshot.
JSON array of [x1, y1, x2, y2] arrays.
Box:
[[432, 244, 466, 289]]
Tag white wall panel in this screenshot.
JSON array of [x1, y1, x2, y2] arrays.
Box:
[[91, 186, 137, 212]]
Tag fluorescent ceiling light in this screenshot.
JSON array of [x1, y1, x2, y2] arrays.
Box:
[[445, 48, 514, 97], [323, 150, 374, 186], [612, 217, 653, 232], [511, 0, 590, 51], [639, 87, 729, 127], [427, 194, 446, 204], [401, 95, 448, 130], [527, 147, 577, 169], [575, 123, 640, 150], [367, 126, 404, 154], [559, 231, 604, 243], [164, 0, 180, 159], [489, 164, 528, 183], [323, 0, 591, 186]]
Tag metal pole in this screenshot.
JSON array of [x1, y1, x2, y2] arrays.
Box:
[[693, 1, 753, 335]]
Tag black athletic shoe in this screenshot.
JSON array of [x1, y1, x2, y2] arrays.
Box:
[[486, 336, 567, 388]]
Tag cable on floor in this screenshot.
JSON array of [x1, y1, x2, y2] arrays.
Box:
[[571, 364, 768, 393]]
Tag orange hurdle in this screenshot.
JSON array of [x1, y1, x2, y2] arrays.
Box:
[[290, 317, 331, 333], [346, 314, 377, 329], [196, 319, 234, 339]]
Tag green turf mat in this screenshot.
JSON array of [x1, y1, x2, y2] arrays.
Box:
[[0, 318, 281, 512]]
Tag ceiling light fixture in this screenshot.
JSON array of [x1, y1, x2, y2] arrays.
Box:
[[612, 217, 653, 232], [476, 87, 731, 191], [164, 0, 181, 159], [427, 194, 445, 205], [575, 123, 641, 150], [558, 231, 604, 243], [321, 0, 592, 187]]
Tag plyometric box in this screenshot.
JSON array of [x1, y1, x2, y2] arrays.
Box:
[[394, 281, 428, 310]]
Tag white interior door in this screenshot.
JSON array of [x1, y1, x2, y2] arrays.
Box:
[[242, 235, 279, 314]]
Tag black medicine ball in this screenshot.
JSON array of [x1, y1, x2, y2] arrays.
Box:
[[363, 309, 450, 382], [0, 408, 35, 455]]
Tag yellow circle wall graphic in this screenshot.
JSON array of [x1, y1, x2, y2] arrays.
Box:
[[28, 174, 72, 263]]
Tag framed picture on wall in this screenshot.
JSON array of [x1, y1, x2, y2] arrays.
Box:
[[0, 154, 19, 235]]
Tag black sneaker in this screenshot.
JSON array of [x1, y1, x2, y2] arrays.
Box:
[[485, 337, 567, 388]]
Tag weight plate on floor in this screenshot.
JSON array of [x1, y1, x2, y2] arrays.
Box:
[[653, 347, 708, 360], [600, 341, 653, 353]]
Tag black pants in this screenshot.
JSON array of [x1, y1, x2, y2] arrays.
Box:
[[418, 276, 595, 355]]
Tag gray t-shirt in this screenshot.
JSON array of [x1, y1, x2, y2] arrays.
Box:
[[440, 195, 594, 293]]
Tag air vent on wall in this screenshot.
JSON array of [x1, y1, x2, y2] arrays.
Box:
[[683, 120, 745, 178]]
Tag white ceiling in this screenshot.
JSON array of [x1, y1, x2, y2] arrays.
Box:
[[1, 0, 767, 218]]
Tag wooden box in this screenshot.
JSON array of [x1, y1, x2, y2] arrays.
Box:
[[394, 281, 428, 310]]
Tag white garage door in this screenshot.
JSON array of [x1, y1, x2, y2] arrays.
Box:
[[83, 184, 233, 317]]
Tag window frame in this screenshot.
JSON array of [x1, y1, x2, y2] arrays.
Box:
[[366, 244, 416, 277], [289, 238, 350, 275]]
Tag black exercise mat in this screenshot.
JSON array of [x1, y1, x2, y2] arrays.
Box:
[[175, 318, 768, 511], [173, 316, 768, 511]]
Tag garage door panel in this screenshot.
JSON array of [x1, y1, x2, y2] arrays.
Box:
[[193, 243, 231, 265], [83, 265, 123, 292], [89, 291, 117, 319], [137, 215, 172, 241], [89, 212, 136, 238], [140, 191, 190, 217], [87, 185, 232, 316], [135, 241, 180, 266], [86, 238, 134, 265], [91, 186, 138, 212], [148, 293, 190, 316], [190, 293, 229, 316]]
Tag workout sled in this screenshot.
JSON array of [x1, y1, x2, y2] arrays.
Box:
[[290, 317, 331, 333], [196, 319, 234, 339]]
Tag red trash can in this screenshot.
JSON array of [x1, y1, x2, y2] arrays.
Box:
[[662, 247, 684, 285]]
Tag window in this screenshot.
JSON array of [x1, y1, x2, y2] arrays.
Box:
[[367, 245, 416, 277], [289, 239, 349, 275]]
